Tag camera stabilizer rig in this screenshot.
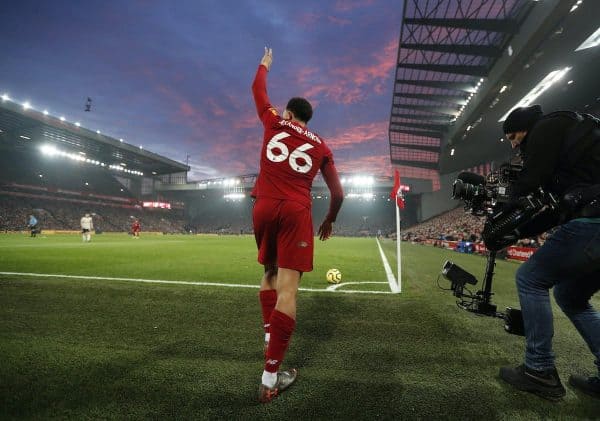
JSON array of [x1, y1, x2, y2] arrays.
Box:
[[441, 254, 524, 335], [437, 163, 541, 336]]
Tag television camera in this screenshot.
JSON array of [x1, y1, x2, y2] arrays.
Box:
[[439, 163, 560, 335]]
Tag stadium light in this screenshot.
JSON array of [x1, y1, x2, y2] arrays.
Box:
[[119, 138, 123, 142], [40, 144, 58, 156], [23, 101, 31, 110], [224, 193, 245, 200], [450, 148, 455, 156], [346, 193, 375, 200], [96, 130, 101, 134], [576, 26, 600, 51], [43, 110, 48, 115], [499, 85, 508, 93], [1, 94, 9, 101], [19, 135, 30, 140], [59, 116, 65, 122], [499, 67, 571, 121], [75, 122, 81, 127], [346, 175, 374, 187]]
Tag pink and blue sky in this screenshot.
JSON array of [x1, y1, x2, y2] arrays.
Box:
[[0, 0, 402, 179]]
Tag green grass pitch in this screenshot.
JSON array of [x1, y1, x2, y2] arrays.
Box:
[[1, 233, 599, 419]]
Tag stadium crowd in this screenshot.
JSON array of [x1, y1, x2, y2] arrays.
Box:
[[0, 194, 186, 234], [402, 207, 546, 248]]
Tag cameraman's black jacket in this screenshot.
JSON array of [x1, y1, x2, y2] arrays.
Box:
[[507, 112, 600, 237], [512, 112, 600, 200]]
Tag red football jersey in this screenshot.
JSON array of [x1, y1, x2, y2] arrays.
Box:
[[252, 65, 336, 209]]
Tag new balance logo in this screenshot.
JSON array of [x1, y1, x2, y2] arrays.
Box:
[[266, 359, 279, 365], [525, 370, 559, 387]]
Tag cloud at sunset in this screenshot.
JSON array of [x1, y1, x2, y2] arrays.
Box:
[[0, 0, 402, 179]]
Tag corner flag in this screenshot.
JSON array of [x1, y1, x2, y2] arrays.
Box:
[[390, 169, 405, 209]]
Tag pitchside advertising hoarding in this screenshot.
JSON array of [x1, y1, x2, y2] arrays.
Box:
[[435, 240, 536, 262]]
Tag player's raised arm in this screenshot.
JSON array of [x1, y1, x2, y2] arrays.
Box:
[[252, 47, 278, 125], [318, 156, 344, 241]]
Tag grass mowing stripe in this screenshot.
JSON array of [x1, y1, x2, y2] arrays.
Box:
[[375, 237, 400, 293], [0, 271, 395, 295]]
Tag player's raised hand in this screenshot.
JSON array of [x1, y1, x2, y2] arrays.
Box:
[[260, 47, 273, 71], [318, 220, 333, 241]]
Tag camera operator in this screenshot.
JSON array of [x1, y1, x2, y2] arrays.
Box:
[[497, 105, 600, 400]]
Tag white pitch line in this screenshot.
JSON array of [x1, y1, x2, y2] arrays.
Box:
[[326, 281, 388, 291], [375, 238, 401, 293], [0, 271, 395, 295]]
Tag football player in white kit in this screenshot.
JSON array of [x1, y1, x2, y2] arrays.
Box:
[[80, 213, 94, 242]]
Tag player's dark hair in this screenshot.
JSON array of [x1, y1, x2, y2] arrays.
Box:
[[286, 97, 312, 123]]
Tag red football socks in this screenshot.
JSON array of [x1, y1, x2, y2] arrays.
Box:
[[264, 309, 296, 373], [259, 290, 277, 334]]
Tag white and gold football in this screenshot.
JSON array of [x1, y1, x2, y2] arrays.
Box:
[[326, 268, 342, 284]]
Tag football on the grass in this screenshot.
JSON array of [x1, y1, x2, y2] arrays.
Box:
[[326, 268, 342, 284]]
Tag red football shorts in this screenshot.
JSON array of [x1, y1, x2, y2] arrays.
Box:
[[253, 197, 314, 273]]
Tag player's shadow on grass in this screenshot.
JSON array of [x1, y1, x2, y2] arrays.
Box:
[[287, 293, 348, 370]]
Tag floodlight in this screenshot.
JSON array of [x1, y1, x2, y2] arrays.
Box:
[[1, 94, 9, 101], [23, 101, 31, 110], [60, 116, 65, 121], [40, 144, 58, 156], [499, 67, 571, 121], [450, 148, 455, 156], [499, 85, 508, 93], [75, 122, 80, 126], [576, 26, 600, 51], [96, 130, 101, 134], [43, 110, 48, 115]]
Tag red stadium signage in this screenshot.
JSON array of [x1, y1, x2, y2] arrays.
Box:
[[142, 201, 171, 209], [506, 246, 537, 261]]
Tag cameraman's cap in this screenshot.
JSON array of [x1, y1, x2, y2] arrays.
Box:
[[502, 105, 543, 134]]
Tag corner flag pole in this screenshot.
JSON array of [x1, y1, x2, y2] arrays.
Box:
[[390, 169, 404, 293], [396, 192, 402, 293]]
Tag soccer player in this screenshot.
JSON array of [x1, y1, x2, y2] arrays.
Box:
[[80, 213, 93, 242], [131, 219, 141, 238], [28, 214, 38, 237], [252, 47, 344, 403]]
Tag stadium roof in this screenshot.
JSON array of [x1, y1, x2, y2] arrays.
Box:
[[0, 98, 189, 176], [439, 0, 600, 173], [389, 0, 536, 183]]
